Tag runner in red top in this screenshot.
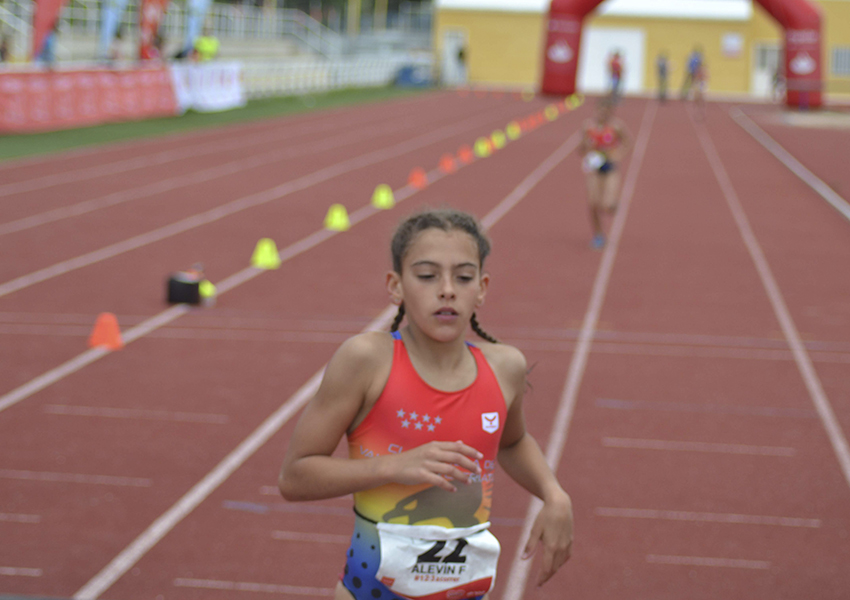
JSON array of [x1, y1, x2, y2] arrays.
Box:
[[279, 209, 574, 600], [579, 98, 630, 249]]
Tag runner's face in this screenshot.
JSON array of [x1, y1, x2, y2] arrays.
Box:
[[388, 229, 488, 343]]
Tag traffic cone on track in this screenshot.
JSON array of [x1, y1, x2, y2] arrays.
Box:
[[88, 313, 124, 350]]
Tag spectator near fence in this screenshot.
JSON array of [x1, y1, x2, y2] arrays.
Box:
[[193, 26, 220, 61]]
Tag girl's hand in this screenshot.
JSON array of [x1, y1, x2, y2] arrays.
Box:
[[521, 492, 574, 586], [386, 440, 483, 492]]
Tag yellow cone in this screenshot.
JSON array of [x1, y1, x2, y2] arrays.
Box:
[[324, 204, 350, 231], [545, 104, 559, 121], [506, 121, 521, 140], [474, 137, 492, 158], [199, 279, 217, 298], [251, 238, 281, 269], [371, 184, 395, 210], [490, 130, 506, 149]]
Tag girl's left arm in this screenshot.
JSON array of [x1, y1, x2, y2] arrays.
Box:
[[495, 347, 574, 586]]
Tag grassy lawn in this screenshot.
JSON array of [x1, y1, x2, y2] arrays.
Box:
[[0, 86, 433, 162]]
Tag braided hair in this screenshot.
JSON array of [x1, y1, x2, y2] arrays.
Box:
[[389, 208, 498, 343]]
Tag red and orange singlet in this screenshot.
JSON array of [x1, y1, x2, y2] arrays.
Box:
[[347, 332, 507, 528]]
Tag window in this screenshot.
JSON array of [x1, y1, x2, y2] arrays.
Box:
[[832, 47, 850, 76]]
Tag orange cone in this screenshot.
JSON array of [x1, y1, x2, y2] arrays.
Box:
[[457, 145, 474, 164], [88, 312, 124, 350], [438, 154, 456, 174], [408, 167, 428, 189]]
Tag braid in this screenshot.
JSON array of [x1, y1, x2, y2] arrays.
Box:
[[390, 303, 405, 332], [470, 312, 498, 343]]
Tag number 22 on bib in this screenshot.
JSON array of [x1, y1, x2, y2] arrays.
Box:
[[375, 522, 500, 600]]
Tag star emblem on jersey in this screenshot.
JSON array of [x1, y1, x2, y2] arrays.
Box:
[[397, 409, 442, 432]]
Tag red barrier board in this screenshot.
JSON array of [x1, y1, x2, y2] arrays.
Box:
[[0, 66, 178, 133]]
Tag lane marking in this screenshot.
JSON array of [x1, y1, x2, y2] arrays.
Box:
[[0, 469, 152, 487], [602, 437, 796, 456], [646, 554, 771, 570], [43, 405, 230, 424], [0, 91, 443, 192], [501, 100, 658, 600], [729, 108, 850, 224], [0, 305, 189, 415], [0, 567, 43, 577], [223, 500, 351, 517], [694, 119, 850, 490], [0, 105, 393, 199], [594, 398, 818, 420], [509, 338, 850, 363], [6, 320, 850, 362], [173, 578, 334, 596], [0, 102, 521, 298], [0, 108, 455, 237], [595, 507, 821, 528], [0, 512, 41, 523], [0, 103, 557, 415], [72, 129, 584, 600], [271, 530, 350, 544]]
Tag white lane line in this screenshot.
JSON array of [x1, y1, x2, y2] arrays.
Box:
[[729, 108, 850, 223], [72, 128, 582, 600], [0, 108, 383, 199], [0, 469, 152, 487], [501, 100, 658, 600], [0, 566, 43, 577], [594, 398, 818, 420], [646, 554, 771, 570], [173, 578, 334, 596], [0, 304, 191, 416], [0, 102, 518, 299], [0, 92, 442, 196], [0, 512, 41, 523], [602, 437, 796, 457], [694, 120, 850, 491], [271, 530, 350, 544], [595, 507, 821, 528], [0, 110, 516, 416], [43, 405, 230, 424], [0, 111, 429, 237]]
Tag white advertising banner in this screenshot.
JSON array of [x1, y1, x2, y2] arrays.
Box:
[[169, 62, 247, 113]]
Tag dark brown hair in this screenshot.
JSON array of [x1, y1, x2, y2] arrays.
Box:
[[389, 208, 497, 343]]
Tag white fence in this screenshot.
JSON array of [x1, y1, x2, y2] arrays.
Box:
[[0, 0, 432, 61], [242, 54, 433, 99]]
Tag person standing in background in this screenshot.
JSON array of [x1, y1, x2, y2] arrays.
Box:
[[656, 52, 669, 102], [193, 25, 219, 61], [680, 46, 703, 100], [608, 50, 624, 103], [0, 34, 9, 62]]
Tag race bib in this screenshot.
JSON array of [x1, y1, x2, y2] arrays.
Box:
[[582, 151, 606, 173], [375, 522, 500, 600]]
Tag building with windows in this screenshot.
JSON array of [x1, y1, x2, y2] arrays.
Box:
[[433, 0, 850, 101]]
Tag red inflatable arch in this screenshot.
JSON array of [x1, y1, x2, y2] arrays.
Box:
[[540, 0, 823, 108]]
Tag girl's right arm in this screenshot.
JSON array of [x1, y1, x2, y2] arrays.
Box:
[[278, 332, 482, 502]]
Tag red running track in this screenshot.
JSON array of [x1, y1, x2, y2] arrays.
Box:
[[0, 92, 848, 600]]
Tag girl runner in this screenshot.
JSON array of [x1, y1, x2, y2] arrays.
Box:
[[279, 209, 574, 600], [579, 99, 630, 249]]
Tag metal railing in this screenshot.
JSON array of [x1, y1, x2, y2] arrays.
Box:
[[241, 53, 433, 98], [1, 0, 432, 61]]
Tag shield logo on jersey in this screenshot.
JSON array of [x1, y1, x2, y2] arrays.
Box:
[[481, 412, 499, 434]]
